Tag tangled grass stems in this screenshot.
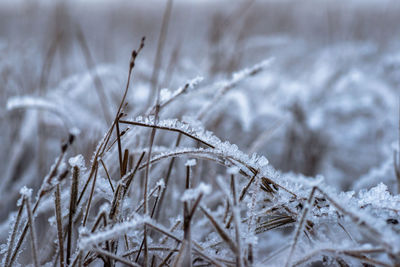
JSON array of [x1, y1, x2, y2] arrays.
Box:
[[3, 37, 400, 267]]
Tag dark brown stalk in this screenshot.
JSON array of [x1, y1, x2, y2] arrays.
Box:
[[91, 211, 107, 233], [83, 163, 99, 226], [100, 159, 115, 193], [77, 157, 103, 206], [187, 193, 203, 221], [223, 198, 230, 224], [115, 116, 125, 178], [105, 127, 130, 153], [118, 37, 145, 116], [54, 184, 65, 267], [67, 165, 79, 265], [108, 184, 124, 221], [248, 243, 254, 266], [122, 149, 129, 176], [119, 120, 214, 149]]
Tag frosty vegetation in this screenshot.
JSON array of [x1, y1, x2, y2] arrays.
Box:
[[1, 0, 400, 266]]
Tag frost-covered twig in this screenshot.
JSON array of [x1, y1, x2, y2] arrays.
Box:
[[230, 174, 243, 267], [54, 184, 65, 267], [197, 58, 273, 121], [23, 192, 39, 267], [146, 76, 204, 116], [67, 165, 79, 265]]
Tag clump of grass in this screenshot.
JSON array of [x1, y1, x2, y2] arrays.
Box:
[[2, 38, 400, 267]]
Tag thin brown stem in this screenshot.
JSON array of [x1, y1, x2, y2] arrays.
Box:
[[99, 159, 115, 193], [67, 165, 79, 265], [55, 184, 65, 267], [83, 163, 99, 226], [24, 197, 39, 267]]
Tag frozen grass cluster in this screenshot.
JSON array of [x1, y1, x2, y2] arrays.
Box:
[[1, 1, 400, 266]]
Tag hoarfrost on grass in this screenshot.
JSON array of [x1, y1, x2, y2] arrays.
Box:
[[181, 183, 212, 202], [185, 159, 197, 167], [19, 186, 32, 198], [79, 214, 149, 250], [68, 154, 86, 169]]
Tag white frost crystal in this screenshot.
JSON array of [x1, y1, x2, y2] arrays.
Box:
[[185, 159, 197, 167], [181, 183, 211, 202], [68, 154, 86, 169], [19, 186, 32, 198]]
